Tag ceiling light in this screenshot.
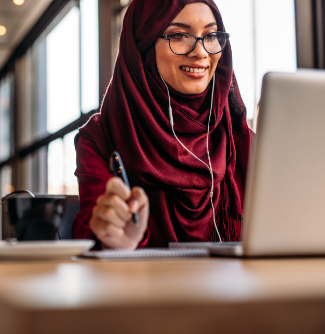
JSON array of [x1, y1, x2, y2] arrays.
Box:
[[0, 26, 6, 36], [13, 0, 25, 5]]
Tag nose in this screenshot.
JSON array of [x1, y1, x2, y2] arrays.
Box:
[[188, 38, 208, 58]]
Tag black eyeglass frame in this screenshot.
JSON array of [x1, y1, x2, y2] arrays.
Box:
[[158, 31, 230, 55]]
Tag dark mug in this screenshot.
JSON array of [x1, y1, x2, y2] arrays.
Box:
[[1, 191, 66, 241]]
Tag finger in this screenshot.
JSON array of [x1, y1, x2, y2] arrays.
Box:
[[128, 187, 149, 213], [90, 216, 124, 239], [92, 205, 127, 228], [97, 195, 132, 221], [105, 177, 130, 201]]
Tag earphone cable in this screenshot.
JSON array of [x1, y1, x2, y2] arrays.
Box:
[[159, 73, 222, 242], [160, 74, 211, 169], [206, 74, 222, 242]]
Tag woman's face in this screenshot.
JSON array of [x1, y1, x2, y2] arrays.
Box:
[[155, 3, 222, 95]]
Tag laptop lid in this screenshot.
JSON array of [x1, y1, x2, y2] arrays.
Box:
[[242, 70, 325, 256]]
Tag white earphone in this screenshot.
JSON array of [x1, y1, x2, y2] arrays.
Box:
[[159, 73, 222, 242]]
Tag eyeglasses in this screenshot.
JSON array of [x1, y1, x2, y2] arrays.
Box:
[[158, 32, 230, 55]]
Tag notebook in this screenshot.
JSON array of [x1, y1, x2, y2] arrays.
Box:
[[170, 70, 325, 257], [82, 248, 209, 260]]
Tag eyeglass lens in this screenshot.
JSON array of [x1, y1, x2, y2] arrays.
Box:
[[169, 33, 227, 55]]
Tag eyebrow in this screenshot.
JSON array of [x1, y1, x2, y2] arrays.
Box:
[[168, 22, 217, 29]]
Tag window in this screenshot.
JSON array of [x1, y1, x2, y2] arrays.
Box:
[[0, 74, 13, 196], [81, 0, 99, 113], [46, 7, 80, 134], [0, 0, 100, 197], [0, 74, 12, 162], [215, 0, 297, 124], [46, 0, 99, 194], [0, 165, 12, 198], [47, 130, 78, 195]]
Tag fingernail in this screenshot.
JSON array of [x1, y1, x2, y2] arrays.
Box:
[[129, 200, 139, 212]]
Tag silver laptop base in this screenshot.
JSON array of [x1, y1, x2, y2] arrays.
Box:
[[169, 242, 244, 257]]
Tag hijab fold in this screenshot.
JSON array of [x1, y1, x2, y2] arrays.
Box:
[[76, 0, 251, 244]]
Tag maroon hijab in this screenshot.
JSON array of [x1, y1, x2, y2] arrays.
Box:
[[76, 0, 251, 245]]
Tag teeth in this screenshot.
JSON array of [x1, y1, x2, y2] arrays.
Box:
[[181, 66, 207, 73]]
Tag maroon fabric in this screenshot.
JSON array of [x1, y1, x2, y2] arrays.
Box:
[[73, 0, 252, 246]]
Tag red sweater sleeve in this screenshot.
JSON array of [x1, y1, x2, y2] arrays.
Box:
[[72, 135, 149, 248], [72, 135, 111, 242]]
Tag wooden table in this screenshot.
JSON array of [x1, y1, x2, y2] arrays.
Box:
[[0, 257, 324, 334]]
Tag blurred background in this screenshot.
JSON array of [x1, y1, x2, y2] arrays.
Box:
[[0, 0, 321, 197]]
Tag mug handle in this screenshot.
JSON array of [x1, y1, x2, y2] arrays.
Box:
[[1, 190, 35, 203]]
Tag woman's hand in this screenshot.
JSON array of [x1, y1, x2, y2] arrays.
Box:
[[90, 177, 149, 249]]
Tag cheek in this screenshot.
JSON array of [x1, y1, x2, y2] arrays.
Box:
[[155, 42, 165, 73], [156, 44, 180, 79], [210, 54, 222, 71]]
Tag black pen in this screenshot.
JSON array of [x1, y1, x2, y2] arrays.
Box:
[[109, 151, 139, 226]]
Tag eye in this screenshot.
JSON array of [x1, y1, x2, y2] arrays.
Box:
[[169, 33, 188, 40], [205, 33, 217, 42]]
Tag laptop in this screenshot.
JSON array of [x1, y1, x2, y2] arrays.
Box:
[[170, 70, 325, 257]]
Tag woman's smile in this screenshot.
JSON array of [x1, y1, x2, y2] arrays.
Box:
[[180, 64, 209, 78]]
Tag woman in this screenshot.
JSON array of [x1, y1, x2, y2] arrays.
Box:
[[73, 0, 252, 249]]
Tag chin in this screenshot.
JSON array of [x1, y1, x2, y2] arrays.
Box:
[[179, 84, 208, 95]]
